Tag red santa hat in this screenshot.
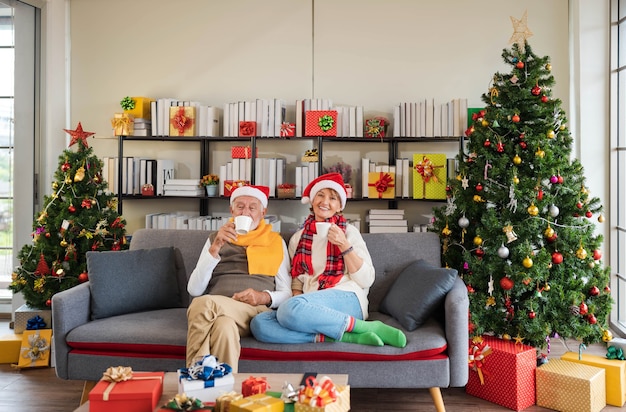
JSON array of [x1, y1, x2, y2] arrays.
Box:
[[301, 173, 347, 210], [230, 185, 270, 208]]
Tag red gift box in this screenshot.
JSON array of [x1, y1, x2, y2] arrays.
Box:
[[241, 376, 268, 397], [305, 111, 337, 137], [239, 121, 257, 137], [466, 336, 536, 411], [280, 122, 296, 137], [231, 146, 257, 159], [89, 371, 164, 412], [224, 180, 250, 197]]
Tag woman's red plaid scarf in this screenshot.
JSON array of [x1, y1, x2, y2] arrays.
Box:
[[291, 213, 348, 289]]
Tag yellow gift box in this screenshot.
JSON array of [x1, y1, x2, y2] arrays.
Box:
[[111, 113, 134, 136], [169, 106, 196, 137], [536, 359, 606, 412], [124, 96, 154, 120], [0, 333, 22, 364], [412, 153, 447, 199], [294, 385, 350, 412], [16, 329, 52, 368], [230, 393, 284, 412], [561, 351, 626, 407], [368, 172, 395, 199]]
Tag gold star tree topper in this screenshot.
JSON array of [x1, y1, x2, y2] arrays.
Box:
[[509, 10, 533, 51]]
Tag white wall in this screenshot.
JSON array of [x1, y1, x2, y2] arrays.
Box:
[[39, 0, 607, 239]]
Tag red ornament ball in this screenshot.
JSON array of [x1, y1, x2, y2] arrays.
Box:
[[579, 301, 589, 315], [585, 211, 593, 218], [484, 139, 491, 147], [475, 248, 485, 258], [541, 95, 549, 103], [78, 272, 89, 283], [61, 162, 71, 172], [593, 249, 602, 261], [516, 61, 525, 69], [537, 189, 544, 200], [552, 251, 563, 264], [475, 183, 483, 191], [587, 314, 597, 324], [512, 114, 520, 123], [531, 85, 542, 96], [46, 299, 52, 307], [605, 285, 611, 293], [557, 175, 564, 184], [519, 141, 527, 149], [529, 311, 536, 319], [576, 202, 583, 209], [590, 286, 600, 296], [68, 204, 76, 213], [500, 276, 514, 290]]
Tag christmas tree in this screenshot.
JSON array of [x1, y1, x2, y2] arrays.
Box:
[[9, 123, 128, 309], [431, 17, 612, 352]]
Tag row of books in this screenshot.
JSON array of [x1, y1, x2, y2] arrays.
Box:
[[102, 157, 175, 196], [223, 99, 287, 137], [150, 98, 222, 137], [367, 209, 408, 233], [361, 158, 412, 199], [392, 98, 468, 138]]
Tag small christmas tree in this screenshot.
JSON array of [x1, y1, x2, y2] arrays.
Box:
[[431, 15, 612, 353], [9, 123, 128, 309]]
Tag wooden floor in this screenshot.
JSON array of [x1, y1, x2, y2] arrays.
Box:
[[0, 320, 622, 411]]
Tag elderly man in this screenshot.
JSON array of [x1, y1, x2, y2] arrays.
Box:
[[186, 185, 291, 371]]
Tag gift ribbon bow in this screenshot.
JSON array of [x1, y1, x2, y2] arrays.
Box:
[[20, 330, 50, 364], [162, 393, 211, 411], [298, 375, 339, 407], [101, 366, 162, 401], [179, 355, 232, 388], [369, 172, 394, 199], [468, 339, 493, 385], [280, 122, 295, 137], [365, 118, 386, 138], [26, 315, 46, 330], [414, 156, 441, 183], [303, 149, 318, 157], [318, 114, 334, 132], [606, 346, 626, 360], [171, 107, 194, 135], [110, 115, 133, 130]]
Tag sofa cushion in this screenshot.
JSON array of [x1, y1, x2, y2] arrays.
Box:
[[87, 247, 182, 320], [379, 259, 457, 331]]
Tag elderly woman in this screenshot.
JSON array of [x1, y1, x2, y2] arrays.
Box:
[[251, 173, 406, 347]]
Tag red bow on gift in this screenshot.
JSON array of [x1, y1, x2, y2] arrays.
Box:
[[468, 337, 492, 385], [414, 156, 440, 183], [370, 172, 394, 199], [171, 107, 194, 135]]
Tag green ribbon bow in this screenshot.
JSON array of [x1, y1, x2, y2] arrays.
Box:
[[318, 115, 334, 132], [606, 345, 626, 360], [120, 96, 135, 111]]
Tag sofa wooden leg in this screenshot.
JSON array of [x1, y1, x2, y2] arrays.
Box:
[[429, 387, 446, 412], [80, 381, 97, 405]]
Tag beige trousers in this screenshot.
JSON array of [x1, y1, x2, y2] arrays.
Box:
[[186, 294, 270, 372]]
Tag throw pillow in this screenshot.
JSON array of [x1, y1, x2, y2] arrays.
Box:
[[87, 247, 182, 320], [379, 259, 458, 331]]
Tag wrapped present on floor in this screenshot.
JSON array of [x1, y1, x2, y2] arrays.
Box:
[[215, 391, 244, 412], [294, 375, 350, 412], [111, 113, 134, 136], [239, 121, 257, 137], [242, 376, 269, 397], [536, 359, 605, 412], [412, 153, 447, 199], [465, 336, 536, 411], [16, 329, 52, 368], [224, 180, 250, 197], [178, 355, 235, 402], [89, 367, 164, 412], [367, 172, 395, 199], [232, 146, 258, 159], [230, 393, 284, 412], [121, 96, 154, 120], [158, 393, 213, 411], [561, 351, 626, 407], [305, 111, 337, 137], [0, 332, 22, 364], [169, 106, 196, 137]]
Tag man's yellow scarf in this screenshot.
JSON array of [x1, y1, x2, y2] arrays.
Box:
[[230, 218, 283, 276]]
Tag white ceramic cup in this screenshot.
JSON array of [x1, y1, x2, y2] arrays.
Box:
[[315, 222, 331, 238], [235, 215, 253, 235]]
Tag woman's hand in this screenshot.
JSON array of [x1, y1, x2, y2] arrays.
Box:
[[327, 223, 350, 251], [209, 222, 237, 257]]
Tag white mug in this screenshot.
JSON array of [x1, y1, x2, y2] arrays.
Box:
[[234, 215, 253, 235], [315, 222, 331, 237]]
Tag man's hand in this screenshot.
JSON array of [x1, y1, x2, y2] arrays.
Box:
[[209, 222, 238, 257], [232, 288, 271, 306]]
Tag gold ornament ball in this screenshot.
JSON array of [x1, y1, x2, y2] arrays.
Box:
[[473, 236, 483, 246], [502, 334, 511, 341], [603, 329, 614, 342], [52, 182, 58, 190], [598, 214, 605, 223], [523, 256, 533, 268], [513, 176, 519, 184], [547, 130, 555, 139], [65, 176, 72, 184], [60, 239, 68, 247], [576, 246, 588, 260], [544, 283, 551, 291], [535, 149, 545, 158], [481, 119, 489, 127], [527, 204, 539, 216], [544, 227, 555, 238], [546, 63, 552, 71], [560, 125, 566, 131], [513, 155, 522, 165]]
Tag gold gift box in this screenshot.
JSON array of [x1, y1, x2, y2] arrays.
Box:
[[169, 106, 196, 137], [124, 96, 154, 120], [0, 333, 22, 364], [17, 329, 52, 368], [537, 359, 606, 412], [368, 172, 395, 199], [561, 351, 626, 407], [112, 113, 134, 136], [230, 393, 284, 411]]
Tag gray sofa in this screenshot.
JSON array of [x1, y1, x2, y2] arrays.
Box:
[[52, 229, 468, 411]]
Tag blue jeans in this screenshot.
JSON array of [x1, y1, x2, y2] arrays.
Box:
[[250, 289, 363, 343]]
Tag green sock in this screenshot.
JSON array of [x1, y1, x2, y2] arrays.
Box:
[[352, 320, 407, 348], [340, 331, 384, 346]]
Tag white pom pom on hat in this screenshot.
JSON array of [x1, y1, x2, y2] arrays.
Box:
[[230, 185, 270, 208], [300, 173, 347, 210]]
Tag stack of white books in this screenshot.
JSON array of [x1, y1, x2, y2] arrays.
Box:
[[163, 179, 203, 196], [132, 118, 152, 137], [367, 209, 408, 233]]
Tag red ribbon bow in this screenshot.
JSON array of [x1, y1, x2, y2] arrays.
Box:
[[369, 172, 394, 198], [468, 338, 492, 385], [171, 107, 194, 135], [414, 156, 440, 183]]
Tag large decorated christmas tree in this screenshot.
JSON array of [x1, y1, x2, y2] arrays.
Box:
[[431, 15, 613, 353], [9, 123, 128, 309]]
